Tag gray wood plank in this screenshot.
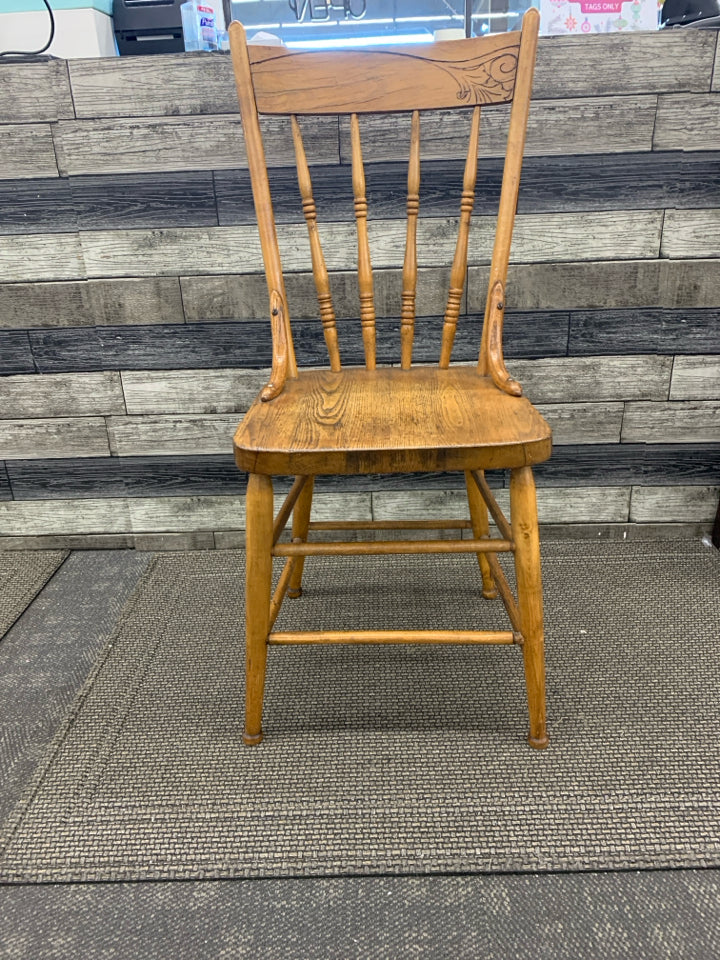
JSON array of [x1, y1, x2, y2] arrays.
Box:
[[54, 115, 339, 176], [0, 233, 83, 282], [68, 53, 237, 119], [0, 125, 59, 180], [714, 36, 720, 92], [80, 212, 661, 279], [0, 418, 111, 460], [134, 532, 216, 551], [0, 331, 34, 375], [0, 60, 74, 123], [0, 179, 76, 236], [340, 97, 657, 163], [622, 401, 720, 443], [533, 443, 720, 487], [661, 209, 720, 260], [70, 172, 218, 231], [469, 259, 720, 312], [0, 498, 132, 536], [569, 308, 720, 356], [535, 402, 625, 445], [630, 485, 720, 522], [0, 278, 184, 329], [670, 357, 720, 400], [0, 534, 135, 550], [121, 369, 268, 415], [0, 372, 125, 419], [107, 414, 240, 457], [654, 94, 720, 151], [533, 31, 717, 98], [511, 356, 672, 403]]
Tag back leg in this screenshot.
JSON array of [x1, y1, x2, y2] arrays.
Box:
[[288, 476, 315, 599], [465, 469, 498, 600]]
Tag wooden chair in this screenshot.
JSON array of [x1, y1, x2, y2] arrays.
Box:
[[229, 10, 551, 749]]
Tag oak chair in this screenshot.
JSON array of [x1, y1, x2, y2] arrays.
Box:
[[229, 9, 551, 749]]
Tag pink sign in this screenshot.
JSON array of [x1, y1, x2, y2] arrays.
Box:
[[578, 0, 624, 10]]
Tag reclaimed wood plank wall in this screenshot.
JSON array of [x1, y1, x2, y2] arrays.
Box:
[[0, 31, 719, 550]]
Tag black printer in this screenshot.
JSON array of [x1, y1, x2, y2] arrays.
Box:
[[113, 0, 185, 55]]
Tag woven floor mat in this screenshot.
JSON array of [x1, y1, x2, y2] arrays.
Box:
[[0, 552, 67, 640], [1, 541, 719, 882]]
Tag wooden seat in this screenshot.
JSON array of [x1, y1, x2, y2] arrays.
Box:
[[234, 367, 551, 476], [229, 10, 551, 749]]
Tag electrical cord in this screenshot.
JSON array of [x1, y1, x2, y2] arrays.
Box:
[[0, 0, 55, 57]]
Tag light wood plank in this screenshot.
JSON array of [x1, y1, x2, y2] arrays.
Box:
[[0, 61, 74, 123], [669, 356, 720, 400], [373, 486, 631, 524], [470, 259, 720, 311], [654, 94, 720, 151], [0, 373, 124, 419], [0, 124, 59, 180], [180, 268, 453, 321], [502, 356, 673, 403], [534, 402, 625, 444], [0, 498, 131, 536], [0, 278, 183, 329], [0, 418, 111, 460], [533, 32, 717, 98], [622, 401, 720, 443], [121, 369, 269, 414], [107, 414, 240, 457], [661, 209, 720, 259], [54, 115, 339, 176], [68, 54, 237, 119], [81, 212, 661, 279], [714, 38, 720, 92], [630, 485, 720, 523], [339, 97, 657, 162], [0, 233, 83, 283]]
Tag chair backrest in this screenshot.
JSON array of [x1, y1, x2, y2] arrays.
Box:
[[229, 13, 539, 399]]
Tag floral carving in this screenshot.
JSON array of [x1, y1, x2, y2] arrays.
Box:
[[436, 46, 520, 105]]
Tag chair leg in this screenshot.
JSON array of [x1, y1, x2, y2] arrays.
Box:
[[509, 465, 548, 750], [465, 470, 498, 599], [243, 472, 274, 746], [288, 475, 315, 599]]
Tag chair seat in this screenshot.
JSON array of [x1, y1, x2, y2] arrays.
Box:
[[234, 366, 552, 475]]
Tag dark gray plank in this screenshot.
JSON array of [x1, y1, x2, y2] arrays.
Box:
[[569, 308, 720, 355], [0, 331, 34, 375], [0, 461, 10, 501], [0, 278, 184, 329], [216, 152, 720, 225], [0, 179, 76, 235], [70, 172, 218, 231], [533, 444, 720, 487], [27, 312, 567, 373], [0, 60, 74, 123]]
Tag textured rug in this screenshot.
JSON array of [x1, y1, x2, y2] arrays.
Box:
[[0, 551, 67, 640], [1, 541, 719, 883]]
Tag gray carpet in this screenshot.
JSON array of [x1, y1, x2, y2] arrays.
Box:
[[2, 870, 720, 959], [1, 541, 719, 883], [0, 551, 67, 640]]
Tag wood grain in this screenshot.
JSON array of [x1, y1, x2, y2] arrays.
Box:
[[0, 463, 10, 502], [0, 60, 74, 123], [534, 402, 624, 445], [569, 308, 720, 356], [0, 331, 34, 375], [630, 485, 720, 523], [0, 233, 83, 283], [120, 369, 269, 414], [0, 179, 76, 236], [0, 418, 111, 461], [508, 355, 673, 403], [622, 401, 720, 444], [0, 499, 132, 536], [654, 94, 720, 151], [669, 356, 720, 400], [0, 278, 184, 329], [0, 372, 124, 419], [339, 96, 656, 162], [661, 209, 720, 260], [79, 212, 661, 280], [532, 31, 717, 98], [54, 115, 339, 176], [0, 124, 59, 180], [107, 414, 240, 457]]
